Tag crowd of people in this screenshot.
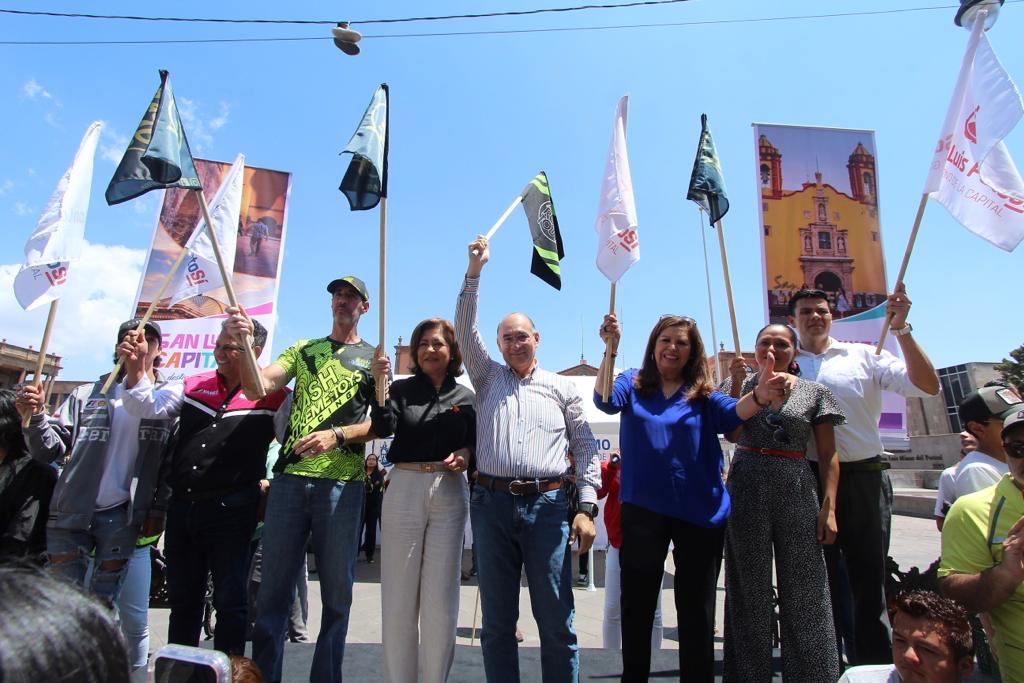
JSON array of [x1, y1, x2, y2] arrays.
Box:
[[0, 233, 1022, 683]]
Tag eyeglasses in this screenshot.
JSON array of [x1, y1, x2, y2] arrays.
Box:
[[765, 412, 790, 444], [1005, 441, 1024, 459], [660, 314, 697, 325]]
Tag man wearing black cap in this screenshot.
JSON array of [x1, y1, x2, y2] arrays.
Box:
[[940, 400, 1024, 682], [951, 384, 1021, 500], [226, 275, 379, 683], [15, 319, 174, 604]]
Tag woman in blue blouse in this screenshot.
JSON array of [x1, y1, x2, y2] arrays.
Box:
[[594, 313, 785, 683]]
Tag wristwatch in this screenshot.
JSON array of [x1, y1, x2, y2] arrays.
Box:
[[577, 502, 599, 520], [892, 322, 914, 337]]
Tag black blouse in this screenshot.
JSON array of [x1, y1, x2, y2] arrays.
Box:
[[371, 373, 476, 463]]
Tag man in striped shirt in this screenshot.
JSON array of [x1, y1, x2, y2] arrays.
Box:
[[456, 236, 601, 682]]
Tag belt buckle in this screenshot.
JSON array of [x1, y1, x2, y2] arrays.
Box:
[[423, 463, 437, 473], [508, 478, 537, 496]]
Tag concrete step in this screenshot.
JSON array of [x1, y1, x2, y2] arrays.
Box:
[[893, 487, 936, 518]]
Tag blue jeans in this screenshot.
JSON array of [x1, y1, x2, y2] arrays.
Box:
[[165, 486, 260, 655], [118, 544, 153, 671], [252, 474, 364, 683], [470, 485, 578, 683], [47, 502, 138, 604]]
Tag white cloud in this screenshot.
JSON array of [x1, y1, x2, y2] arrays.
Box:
[[175, 96, 229, 152], [23, 79, 53, 100], [0, 240, 146, 379], [99, 124, 130, 165], [0, 180, 13, 196], [27, 168, 36, 176], [14, 202, 34, 217], [43, 111, 60, 129]]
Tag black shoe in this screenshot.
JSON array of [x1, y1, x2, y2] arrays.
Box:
[[367, 557, 375, 564], [576, 574, 589, 586]]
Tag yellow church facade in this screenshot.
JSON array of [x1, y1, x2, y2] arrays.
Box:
[[758, 133, 888, 323]]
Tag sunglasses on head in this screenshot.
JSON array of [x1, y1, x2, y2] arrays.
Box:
[[765, 412, 790, 445], [659, 314, 697, 325]]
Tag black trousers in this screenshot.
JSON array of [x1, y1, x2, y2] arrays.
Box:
[[619, 502, 724, 683], [811, 458, 894, 666]]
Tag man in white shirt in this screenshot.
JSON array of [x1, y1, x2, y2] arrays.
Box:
[[788, 286, 939, 665], [952, 384, 1021, 499], [934, 432, 977, 531], [839, 590, 974, 683]]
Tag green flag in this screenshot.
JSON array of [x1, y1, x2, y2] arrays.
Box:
[[105, 70, 202, 206], [521, 171, 564, 290], [339, 83, 389, 211], [687, 113, 729, 226]]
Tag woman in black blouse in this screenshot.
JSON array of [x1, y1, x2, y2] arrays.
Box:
[[361, 454, 385, 563], [371, 318, 475, 683]]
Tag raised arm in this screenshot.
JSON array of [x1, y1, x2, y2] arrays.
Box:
[[886, 284, 939, 395], [454, 236, 495, 389], [17, 383, 75, 465], [224, 306, 292, 399]]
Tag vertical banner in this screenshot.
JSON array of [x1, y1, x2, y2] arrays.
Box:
[[752, 124, 907, 447], [132, 158, 291, 381]]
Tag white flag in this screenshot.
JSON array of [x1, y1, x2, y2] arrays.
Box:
[[167, 154, 245, 305], [925, 18, 1024, 251], [14, 121, 102, 310], [595, 96, 640, 282]]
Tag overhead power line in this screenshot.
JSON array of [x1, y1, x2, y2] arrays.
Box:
[[0, 2, 1018, 46], [1, 1, 694, 26]]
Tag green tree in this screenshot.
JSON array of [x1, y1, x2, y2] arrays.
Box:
[[995, 343, 1024, 393]]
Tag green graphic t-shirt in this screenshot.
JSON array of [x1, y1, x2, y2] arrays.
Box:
[[274, 337, 376, 481]]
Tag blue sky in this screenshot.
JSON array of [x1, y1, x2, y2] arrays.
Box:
[[1, 0, 1022, 381]]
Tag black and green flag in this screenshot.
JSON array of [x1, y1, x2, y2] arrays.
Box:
[[105, 70, 202, 206], [521, 171, 564, 290], [339, 83, 389, 211], [687, 113, 730, 226]]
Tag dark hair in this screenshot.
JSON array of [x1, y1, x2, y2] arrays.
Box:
[[365, 454, 379, 468], [893, 590, 974, 662], [0, 565, 131, 682], [787, 288, 830, 317], [220, 318, 268, 349], [408, 318, 463, 378], [634, 315, 712, 401], [0, 389, 27, 459], [755, 324, 801, 377], [230, 655, 265, 683]]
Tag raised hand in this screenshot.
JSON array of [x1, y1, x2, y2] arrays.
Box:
[[599, 314, 621, 345], [754, 350, 788, 405], [15, 384, 46, 418], [468, 235, 489, 277], [224, 305, 254, 344], [886, 282, 912, 330]]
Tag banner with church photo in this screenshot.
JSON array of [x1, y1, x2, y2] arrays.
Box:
[[132, 158, 291, 382], [751, 124, 908, 448]]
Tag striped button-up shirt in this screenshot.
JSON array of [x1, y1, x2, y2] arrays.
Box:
[[455, 276, 601, 504]]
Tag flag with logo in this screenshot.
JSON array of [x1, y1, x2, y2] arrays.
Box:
[[687, 113, 730, 226], [520, 172, 565, 289], [105, 70, 202, 206], [925, 24, 1024, 251], [166, 154, 245, 306], [595, 96, 640, 283], [14, 121, 103, 310], [340, 83, 389, 211]]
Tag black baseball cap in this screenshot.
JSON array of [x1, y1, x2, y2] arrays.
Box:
[[959, 385, 1024, 426], [117, 319, 162, 345], [326, 275, 368, 301]]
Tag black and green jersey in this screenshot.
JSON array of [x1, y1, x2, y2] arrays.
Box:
[[274, 337, 376, 481]]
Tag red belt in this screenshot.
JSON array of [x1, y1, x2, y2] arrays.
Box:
[[736, 445, 805, 460]]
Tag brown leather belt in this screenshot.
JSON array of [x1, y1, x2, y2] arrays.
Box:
[[476, 474, 563, 496]]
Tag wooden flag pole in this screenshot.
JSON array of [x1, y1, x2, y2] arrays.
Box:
[[697, 208, 721, 384], [195, 190, 266, 398], [99, 245, 193, 394], [485, 195, 523, 241], [875, 193, 928, 354], [22, 300, 59, 427], [600, 283, 618, 401], [376, 197, 389, 406], [714, 218, 742, 356]]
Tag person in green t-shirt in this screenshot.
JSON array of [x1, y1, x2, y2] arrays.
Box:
[[226, 274, 381, 683]]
